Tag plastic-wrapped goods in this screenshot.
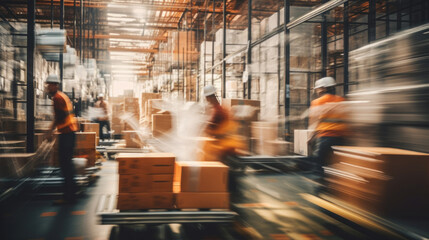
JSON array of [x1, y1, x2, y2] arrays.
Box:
[[36, 28, 66, 53]]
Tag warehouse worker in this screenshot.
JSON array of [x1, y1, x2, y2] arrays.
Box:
[[45, 74, 79, 204], [94, 93, 110, 140], [309, 77, 346, 177]]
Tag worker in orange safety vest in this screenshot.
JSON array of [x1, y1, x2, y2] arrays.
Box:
[[309, 77, 347, 177], [45, 74, 79, 204]]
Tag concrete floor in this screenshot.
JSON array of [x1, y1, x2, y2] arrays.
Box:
[[0, 160, 373, 240]]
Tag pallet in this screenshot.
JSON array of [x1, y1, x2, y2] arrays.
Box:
[[97, 194, 237, 225]]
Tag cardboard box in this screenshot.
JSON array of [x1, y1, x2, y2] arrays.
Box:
[[174, 161, 228, 192], [175, 192, 229, 209], [119, 174, 173, 193], [117, 193, 174, 210], [122, 130, 143, 148], [111, 123, 123, 134], [294, 129, 315, 156], [251, 121, 278, 140], [327, 146, 429, 216], [81, 123, 100, 138], [75, 132, 96, 149], [254, 139, 292, 156], [152, 113, 172, 137], [117, 153, 175, 175], [74, 148, 96, 167], [222, 99, 260, 121]]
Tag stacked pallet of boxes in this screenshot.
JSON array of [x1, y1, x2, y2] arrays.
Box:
[[81, 122, 100, 145], [251, 121, 291, 156], [152, 111, 173, 138], [116, 153, 175, 210], [325, 146, 429, 217], [141, 93, 161, 122], [222, 99, 260, 152], [51, 132, 97, 167], [293, 129, 316, 156], [110, 97, 124, 135], [122, 131, 143, 148], [124, 98, 140, 130], [174, 161, 229, 209]]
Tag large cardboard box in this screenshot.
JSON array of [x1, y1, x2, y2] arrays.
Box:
[[152, 113, 172, 138], [251, 121, 278, 140], [74, 148, 96, 167], [119, 174, 173, 193], [254, 139, 292, 156], [327, 146, 429, 216], [222, 99, 260, 121], [175, 192, 229, 209], [81, 123, 100, 138], [293, 129, 315, 156], [75, 132, 96, 149], [117, 192, 174, 210], [122, 130, 143, 148], [117, 153, 175, 175], [174, 161, 228, 192]]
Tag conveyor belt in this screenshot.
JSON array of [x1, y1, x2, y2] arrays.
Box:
[[97, 194, 238, 225]]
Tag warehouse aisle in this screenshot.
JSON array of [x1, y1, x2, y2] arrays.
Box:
[[0, 161, 118, 240], [0, 161, 369, 240]]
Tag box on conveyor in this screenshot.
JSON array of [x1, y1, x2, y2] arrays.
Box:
[[326, 146, 429, 217], [81, 123, 100, 139], [122, 130, 144, 148], [51, 132, 97, 167], [221, 98, 260, 121], [251, 121, 278, 140], [119, 174, 173, 193], [174, 161, 228, 192], [293, 129, 315, 156], [252, 139, 292, 156], [0, 153, 36, 178], [117, 192, 174, 210], [116, 152, 175, 175], [175, 192, 229, 209], [152, 112, 172, 138]]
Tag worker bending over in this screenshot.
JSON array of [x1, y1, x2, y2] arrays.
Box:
[[45, 75, 79, 204], [310, 77, 347, 177]]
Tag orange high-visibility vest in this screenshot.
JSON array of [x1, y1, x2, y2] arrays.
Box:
[[53, 91, 78, 133], [311, 94, 346, 137]]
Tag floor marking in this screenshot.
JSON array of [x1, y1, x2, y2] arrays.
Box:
[[40, 212, 57, 217], [71, 211, 86, 215], [270, 233, 290, 240], [283, 201, 299, 207]]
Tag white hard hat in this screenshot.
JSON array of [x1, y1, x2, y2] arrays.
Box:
[[45, 74, 60, 84], [315, 77, 336, 89], [203, 85, 216, 97], [98, 93, 104, 98]]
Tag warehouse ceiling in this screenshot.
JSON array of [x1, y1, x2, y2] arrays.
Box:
[[0, 0, 322, 79]]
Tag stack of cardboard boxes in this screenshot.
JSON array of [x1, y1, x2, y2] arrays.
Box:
[[141, 93, 161, 121], [293, 129, 315, 156], [117, 153, 176, 210], [146, 99, 164, 124], [222, 98, 260, 152], [326, 146, 429, 217], [124, 98, 140, 130], [111, 103, 124, 135], [81, 122, 100, 145], [251, 121, 291, 156], [51, 132, 97, 167], [74, 132, 97, 167], [174, 161, 229, 209], [152, 112, 173, 138], [122, 131, 144, 148]]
